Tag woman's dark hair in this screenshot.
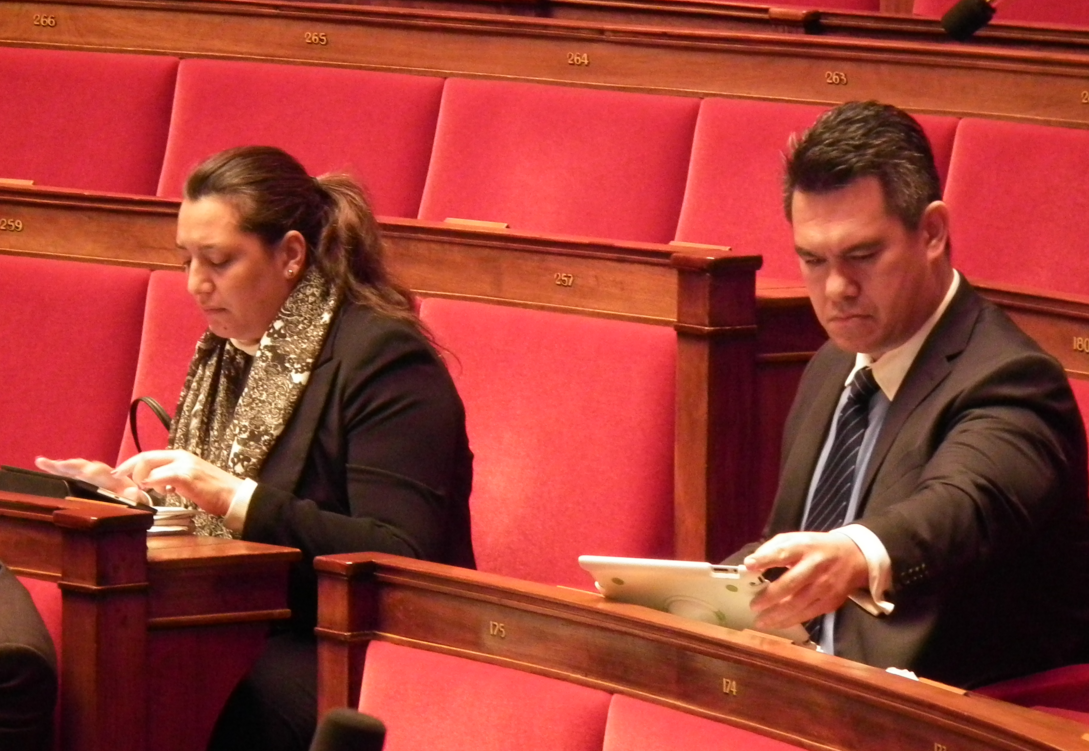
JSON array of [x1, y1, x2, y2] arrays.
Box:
[[783, 101, 942, 231], [184, 145, 419, 328]]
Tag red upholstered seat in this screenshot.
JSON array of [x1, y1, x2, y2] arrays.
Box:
[[1070, 380, 1089, 439], [944, 118, 1089, 295], [358, 641, 611, 751], [418, 78, 699, 243], [604, 694, 805, 751], [674, 99, 826, 281], [117, 270, 208, 462], [157, 59, 444, 217], [978, 664, 1089, 714], [0, 256, 148, 469], [914, 0, 1089, 27], [0, 48, 176, 194], [675, 98, 959, 282], [418, 298, 675, 588]]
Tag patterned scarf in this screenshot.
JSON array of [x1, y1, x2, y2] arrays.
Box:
[[166, 268, 341, 537]]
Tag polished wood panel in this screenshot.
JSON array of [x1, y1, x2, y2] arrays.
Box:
[[4, 0, 1089, 127], [0, 491, 298, 751], [314, 552, 1089, 750]]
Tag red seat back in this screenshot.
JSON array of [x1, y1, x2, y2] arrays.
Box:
[[358, 641, 611, 751], [117, 270, 208, 462], [0, 48, 176, 194], [157, 59, 444, 217], [676, 98, 959, 282], [944, 118, 1089, 295], [604, 694, 805, 751], [0, 256, 148, 468], [418, 78, 698, 243], [978, 663, 1089, 713], [419, 298, 675, 588], [915, 0, 1089, 27]]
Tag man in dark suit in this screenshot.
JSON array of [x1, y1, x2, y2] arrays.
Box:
[[0, 561, 57, 751], [738, 100, 1089, 688]]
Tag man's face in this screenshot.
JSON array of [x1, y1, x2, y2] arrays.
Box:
[[792, 176, 948, 358]]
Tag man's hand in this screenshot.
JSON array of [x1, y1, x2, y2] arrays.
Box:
[[743, 531, 869, 630]]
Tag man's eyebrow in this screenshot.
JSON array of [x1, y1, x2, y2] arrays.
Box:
[[841, 240, 883, 255]]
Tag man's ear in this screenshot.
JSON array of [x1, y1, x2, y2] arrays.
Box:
[[920, 200, 951, 259]]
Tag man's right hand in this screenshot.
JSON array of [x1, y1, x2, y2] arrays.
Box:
[[744, 531, 869, 631]]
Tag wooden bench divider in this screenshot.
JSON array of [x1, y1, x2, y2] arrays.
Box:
[[313, 551, 1089, 750], [3, 0, 1089, 128], [0, 490, 299, 751]]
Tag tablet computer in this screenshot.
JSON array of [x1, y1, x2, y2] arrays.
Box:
[[578, 555, 810, 644], [0, 464, 147, 509]]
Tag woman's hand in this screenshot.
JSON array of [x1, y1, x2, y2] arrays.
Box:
[[113, 450, 242, 517], [34, 456, 148, 505]]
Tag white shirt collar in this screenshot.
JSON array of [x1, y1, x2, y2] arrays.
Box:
[[848, 270, 961, 401]]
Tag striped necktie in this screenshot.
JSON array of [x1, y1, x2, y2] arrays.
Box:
[[805, 366, 880, 534], [804, 365, 880, 642]]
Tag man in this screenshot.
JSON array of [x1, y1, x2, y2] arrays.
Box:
[[0, 561, 57, 750], [737, 100, 1089, 688]]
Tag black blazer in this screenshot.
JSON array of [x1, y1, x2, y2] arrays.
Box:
[[0, 562, 57, 751], [241, 304, 475, 629], [767, 280, 1089, 687]]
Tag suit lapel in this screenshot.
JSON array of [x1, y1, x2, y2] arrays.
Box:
[[771, 349, 854, 532], [858, 281, 982, 501]]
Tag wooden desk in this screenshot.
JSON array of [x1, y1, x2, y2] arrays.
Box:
[[0, 491, 300, 751], [314, 552, 1089, 750]]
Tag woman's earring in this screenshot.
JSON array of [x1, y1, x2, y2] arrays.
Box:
[[287, 268, 296, 278]]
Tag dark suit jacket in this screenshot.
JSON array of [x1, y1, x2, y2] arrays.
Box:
[[766, 279, 1089, 687], [240, 304, 475, 630], [0, 562, 57, 751]]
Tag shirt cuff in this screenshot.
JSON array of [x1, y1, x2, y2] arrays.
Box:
[[224, 478, 257, 534], [833, 525, 895, 616]]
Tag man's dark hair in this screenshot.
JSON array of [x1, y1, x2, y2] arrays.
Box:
[[783, 101, 942, 229]]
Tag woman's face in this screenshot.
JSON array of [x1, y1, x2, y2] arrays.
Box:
[[176, 196, 302, 344]]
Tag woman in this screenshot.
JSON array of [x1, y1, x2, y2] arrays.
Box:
[[38, 145, 475, 751]]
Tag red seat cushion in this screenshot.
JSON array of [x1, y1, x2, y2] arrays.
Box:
[[944, 118, 1089, 295], [418, 78, 699, 243], [0, 48, 176, 194], [157, 59, 444, 217], [676, 98, 958, 282], [117, 270, 208, 462], [358, 642, 611, 751], [977, 664, 1089, 712], [419, 298, 675, 588], [0, 256, 148, 468], [915, 0, 1089, 27], [604, 694, 805, 751]]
